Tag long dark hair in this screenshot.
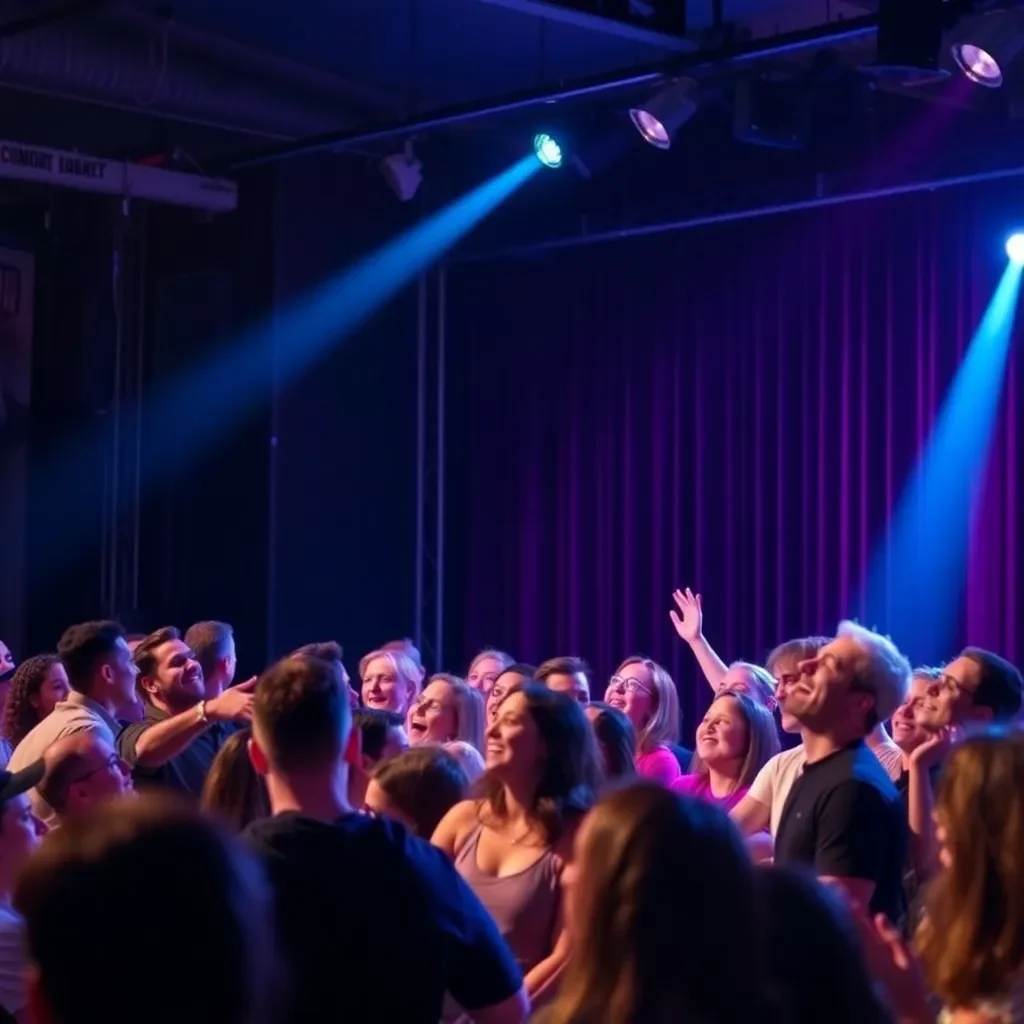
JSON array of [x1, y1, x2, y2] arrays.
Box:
[[2, 654, 60, 747], [539, 783, 766, 1024], [586, 701, 636, 781], [480, 683, 599, 845], [201, 730, 270, 833]]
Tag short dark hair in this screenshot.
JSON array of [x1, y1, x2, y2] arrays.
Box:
[[535, 656, 591, 685], [291, 641, 343, 665], [372, 747, 468, 837], [766, 636, 830, 675], [133, 626, 182, 680], [962, 648, 1023, 721], [14, 795, 280, 1024], [498, 662, 537, 682], [352, 708, 404, 762], [56, 621, 126, 695], [184, 622, 234, 679], [254, 655, 349, 773]]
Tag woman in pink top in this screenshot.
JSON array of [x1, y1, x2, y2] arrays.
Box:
[[672, 690, 780, 810], [604, 656, 681, 786]]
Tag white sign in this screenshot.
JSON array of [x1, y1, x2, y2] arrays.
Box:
[[0, 141, 237, 213]]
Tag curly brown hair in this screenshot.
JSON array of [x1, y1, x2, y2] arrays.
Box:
[[3, 654, 61, 746]]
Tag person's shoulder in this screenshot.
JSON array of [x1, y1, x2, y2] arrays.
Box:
[[849, 745, 900, 798], [670, 773, 702, 795]]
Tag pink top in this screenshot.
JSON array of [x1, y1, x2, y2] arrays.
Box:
[[636, 745, 681, 786], [671, 773, 749, 811]]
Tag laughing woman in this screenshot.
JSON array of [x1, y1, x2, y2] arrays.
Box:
[[406, 673, 485, 753], [672, 691, 780, 810], [604, 656, 682, 786], [433, 683, 600, 1009]]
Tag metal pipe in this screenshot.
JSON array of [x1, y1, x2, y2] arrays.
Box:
[[456, 161, 1024, 262], [414, 273, 428, 654], [435, 265, 447, 670], [230, 15, 878, 169]]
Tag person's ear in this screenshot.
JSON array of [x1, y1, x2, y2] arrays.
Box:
[[138, 674, 158, 701], [248, 735, 270, 776], [344, 726, 362, 768]]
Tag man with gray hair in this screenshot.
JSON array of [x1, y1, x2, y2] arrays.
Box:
[[773, 621, 909, 922]]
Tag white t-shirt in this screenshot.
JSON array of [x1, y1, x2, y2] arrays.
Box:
[[0, 901, 27, 1015], [871, 737, 904, 782], [747, 746, 806, 837]]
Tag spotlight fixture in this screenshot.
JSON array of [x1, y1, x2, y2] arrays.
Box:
[[380, 141, 423, 201], [533, 133, 564, 169], [951, 9, 1024, 89], [629, 78, 699, 150], [863, 0, 946, 82], [1006, 233, 1024, 265]]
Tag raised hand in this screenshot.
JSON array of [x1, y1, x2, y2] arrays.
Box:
[[669, 588, 704, 644], [208, 676, 256, 723]]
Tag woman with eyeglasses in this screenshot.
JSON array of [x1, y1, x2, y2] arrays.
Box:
[[433, 683, 600, 1010], [485, 663, 536, 727], [604, 656, 682, 786], [406, 673, 485, 753]]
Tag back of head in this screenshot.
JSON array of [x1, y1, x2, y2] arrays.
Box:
[[14, 794, 279, 1024], [919, 726, 1024, 1008], [57, 621, 125, 695], [184, 621, 234, 680], [254, 654, 349, 774], [962, 647, 1023, 722], [586, 702, 637, 782], [836, 621, 911, 726], [201, 729, 270, 833], [382, 638, 423, 673], [2, 654, 61, 745], [292, 640, 343, 666], [766, 636, 830, 676], [352, 707, 404, 762], [754, 867, 891, 1024], [372, 746, 468, 837], [551, 783, 760, 1024]]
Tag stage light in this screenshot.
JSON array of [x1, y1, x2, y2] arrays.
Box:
[[380, 141, 423, 201], [1006, 234, 1024, 265], [629, 78, 699, 150], [951, 11, 1024, 89], [533, 133, 563, 169]]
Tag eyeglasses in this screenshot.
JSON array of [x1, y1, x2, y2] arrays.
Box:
[[607, 675, 654, 696], [72, 753, 124, 785]]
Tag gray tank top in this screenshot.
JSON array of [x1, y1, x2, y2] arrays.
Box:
[[454, 823, 561, 973]]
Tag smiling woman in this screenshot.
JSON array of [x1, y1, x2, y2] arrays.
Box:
[[359, 649, 421, 717], [406, 674, 485, 752]]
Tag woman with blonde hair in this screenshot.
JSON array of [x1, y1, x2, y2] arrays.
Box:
[[604, 656, 681, 785], [540, 782, 767, 1024], [673, 690, 780, 810], [406, 673, 485, 753], [359, 648, 421, 717], [466, 649, 515, 698]]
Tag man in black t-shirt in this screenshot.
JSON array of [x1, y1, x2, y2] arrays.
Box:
[[774, 621, 909, 922], [243, 654, 528, 1024]]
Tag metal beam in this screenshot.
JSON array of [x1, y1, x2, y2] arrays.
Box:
[[455, 161, 1024, 262], [476, 0, 696, 52], [229, 14, 877, 169]]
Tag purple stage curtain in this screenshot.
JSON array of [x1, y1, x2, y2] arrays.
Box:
[[450, 183, 1023, 738]]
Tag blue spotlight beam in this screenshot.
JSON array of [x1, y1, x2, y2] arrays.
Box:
[[33, 155, 540, 588], [860, 260, 1023, 664]]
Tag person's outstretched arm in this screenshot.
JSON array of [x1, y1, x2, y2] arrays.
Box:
[[670, 588, 729, 690]]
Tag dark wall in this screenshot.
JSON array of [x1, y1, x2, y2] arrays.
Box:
[[269, 155, 420, 667]]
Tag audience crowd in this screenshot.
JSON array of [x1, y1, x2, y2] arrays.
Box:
[[0, 590, 1021, 1023]]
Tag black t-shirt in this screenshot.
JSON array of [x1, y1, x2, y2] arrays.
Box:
[[243, 812, 523, 1024], [116, 704, 232, 798], [775, 741, 907, 922]]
